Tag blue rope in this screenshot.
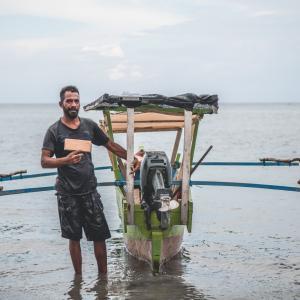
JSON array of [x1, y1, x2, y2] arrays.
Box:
[[0, 181, 118, 196], [0, 186, 55, 196], [1, 162, 298, 182], [199, 162, 299, 166], [191, 181, 300, 192], [0, 166, 112, 182], [1, 180, 299, 197]]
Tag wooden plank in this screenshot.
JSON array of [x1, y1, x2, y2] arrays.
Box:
[[64, 138, 92, 153], [111, 112, 186, 123], [109, 113, 199, 133], [126, 108, 135, 225], [181, 110, 192, 225], [112, 122, 185, 133], [171, 129, 182, 166], [111, 112, 199, 122]]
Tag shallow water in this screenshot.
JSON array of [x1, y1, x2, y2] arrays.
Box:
[[0, 103, 300, 299]]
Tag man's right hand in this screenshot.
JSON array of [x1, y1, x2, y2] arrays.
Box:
[[64, 151, 83, 165], [41, 149, 83, 168]]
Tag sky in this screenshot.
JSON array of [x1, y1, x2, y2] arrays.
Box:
[[0, 0, 299, 104]]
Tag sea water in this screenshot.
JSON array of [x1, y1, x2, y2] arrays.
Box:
[[0, 103, 299, 299]]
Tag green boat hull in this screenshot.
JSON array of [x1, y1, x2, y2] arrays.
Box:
[[115, 187, 193, 272]]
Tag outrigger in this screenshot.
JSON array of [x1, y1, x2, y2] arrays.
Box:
[[83, 93, 218, 272]]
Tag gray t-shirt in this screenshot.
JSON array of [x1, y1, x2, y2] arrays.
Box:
[[42, 117, 109, 195]]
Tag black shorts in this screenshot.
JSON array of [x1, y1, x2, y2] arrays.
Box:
[[57, 190, 111, 241]]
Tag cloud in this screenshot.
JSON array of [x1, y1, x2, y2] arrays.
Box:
[[252, 10, 280, 17], [0, 1, 189, 60], [0, 37, 59, 56], [81, 44, 124, 58], [0, 0, 188, 33], [108, 62, 142, 80]]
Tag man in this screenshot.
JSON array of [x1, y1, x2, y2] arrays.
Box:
[[41, 85, 127, 275]]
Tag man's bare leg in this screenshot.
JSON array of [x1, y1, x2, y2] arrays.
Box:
[[69, 240, 82, 275], [94, 241, 107, 274]]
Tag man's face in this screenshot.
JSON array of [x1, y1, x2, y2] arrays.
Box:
[[61, 91, 80, 119]]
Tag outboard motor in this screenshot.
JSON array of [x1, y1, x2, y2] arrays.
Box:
[[140, 151, 173, 230]]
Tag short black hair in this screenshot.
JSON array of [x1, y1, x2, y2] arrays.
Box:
[[59, 85, 79, 102]]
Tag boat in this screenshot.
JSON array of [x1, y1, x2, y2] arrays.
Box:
[[83, 93, 218, 272]]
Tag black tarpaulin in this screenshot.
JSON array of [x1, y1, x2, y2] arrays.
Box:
[[83, 93, 219, 113]]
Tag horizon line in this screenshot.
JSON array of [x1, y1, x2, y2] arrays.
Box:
[[0, 101, 299, 105]]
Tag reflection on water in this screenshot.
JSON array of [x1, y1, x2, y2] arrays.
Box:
[[66, 238, 207, 300], [67, 274, 109, 300], [67, 275, 84, 300]]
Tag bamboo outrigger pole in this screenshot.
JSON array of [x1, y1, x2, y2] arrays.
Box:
[[260, 157, 300, 164], [0, 170, 27, 179]]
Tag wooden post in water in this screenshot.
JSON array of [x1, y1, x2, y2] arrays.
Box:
[[126, 108, 135, 225], [181, 110, 192, 225]]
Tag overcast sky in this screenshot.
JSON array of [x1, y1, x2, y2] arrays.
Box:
[[0, 0, 299, 103]]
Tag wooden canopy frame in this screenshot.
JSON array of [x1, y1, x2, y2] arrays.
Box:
[[100, 112, 200, 133], [100, 110, 202, 226]]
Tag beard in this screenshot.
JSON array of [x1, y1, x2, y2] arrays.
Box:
[[63, 107, 79, 119]]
